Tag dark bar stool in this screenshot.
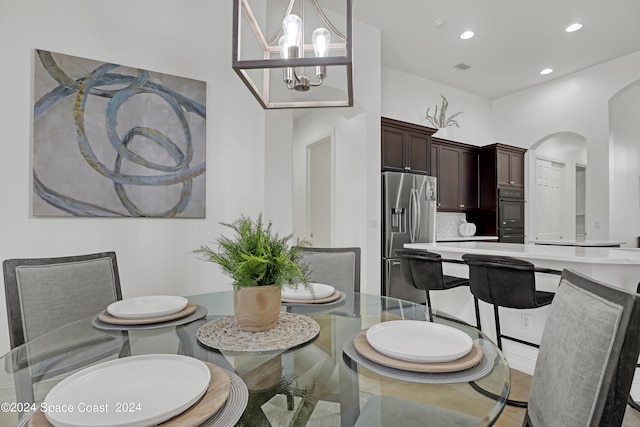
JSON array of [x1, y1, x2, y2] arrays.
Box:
[[396, 249, 481, 328], [462, 253, 560, 408], [461, 254, 559, 349]]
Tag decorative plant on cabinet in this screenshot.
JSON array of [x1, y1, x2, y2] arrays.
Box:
[[425, 95, 463, 132]]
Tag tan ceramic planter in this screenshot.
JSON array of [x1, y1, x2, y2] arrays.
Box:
[[233, 285, 281, 332]]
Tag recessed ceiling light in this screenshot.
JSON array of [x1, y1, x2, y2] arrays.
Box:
[[460, 31, 475, 40], [565, 23, 583, 32], [540, 68, 554, 75], [433, 18, 445, 28]]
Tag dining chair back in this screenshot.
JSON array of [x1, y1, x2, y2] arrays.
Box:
[[2, 251, 126, 409], [3, 251, 122, 348], [628, 281, 640, 413], [396, 249, 480, 327], [294, 246, 362, 424], [523, 269, 640, 426], [298, 246, 361, 293]]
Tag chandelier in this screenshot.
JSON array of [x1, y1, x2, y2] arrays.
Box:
[[232, 0, 353, 109]]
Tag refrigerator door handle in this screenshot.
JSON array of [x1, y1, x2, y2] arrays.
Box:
[[408, 190, 413, 242], [409, 189, 419, 243], [415, 190, 422, 241]]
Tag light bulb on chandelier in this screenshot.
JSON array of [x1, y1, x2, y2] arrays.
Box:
[[232, 0, 352, 109], [280, 14, 331, 92]]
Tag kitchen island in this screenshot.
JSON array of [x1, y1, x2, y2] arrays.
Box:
[[402, 241, 640, 391], [405, 241, 640, 291], [436, 236, 499, 242], [533, 239, 627, 247]]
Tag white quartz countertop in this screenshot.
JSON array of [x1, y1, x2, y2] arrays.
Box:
[[404, 242, 640, 265], [533, 239, 626, 247], [437, 236, 499, 242]]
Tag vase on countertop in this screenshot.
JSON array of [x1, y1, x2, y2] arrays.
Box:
[[459, 219, 476, 237]]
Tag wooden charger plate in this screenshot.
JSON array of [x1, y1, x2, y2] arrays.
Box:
[[281, 289, 342, 304], [28, 362, 231, 427], [97, 302, 198, 325], [354, 330, 483, 373]]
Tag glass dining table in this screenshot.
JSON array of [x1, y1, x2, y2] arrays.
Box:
[[0, 291, 510, 427]]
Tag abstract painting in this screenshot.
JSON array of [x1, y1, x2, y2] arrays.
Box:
[[33, 49, 206, 217]]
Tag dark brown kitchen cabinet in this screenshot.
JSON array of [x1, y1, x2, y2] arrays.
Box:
[[478, 144, 526, 211], [431, 138, 478, 212], [381, 117, 436, 175], [497, 148, 524, 187]]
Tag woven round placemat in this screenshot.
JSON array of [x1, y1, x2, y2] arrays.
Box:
[[197, 312, 320, 352], [343, 334, 494, 384], [91, 305, 208, 331], [200, 370, 248, 427]]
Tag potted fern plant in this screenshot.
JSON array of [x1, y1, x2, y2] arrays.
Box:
[[193, 214, 309, 332]]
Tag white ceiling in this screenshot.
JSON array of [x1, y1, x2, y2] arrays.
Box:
[[330, 0, 640, 99]]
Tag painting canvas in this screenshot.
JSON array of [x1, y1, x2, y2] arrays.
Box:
[[32, 49, 206, 217]]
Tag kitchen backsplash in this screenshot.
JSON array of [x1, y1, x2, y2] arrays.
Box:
[[436, 212, 467, 238]]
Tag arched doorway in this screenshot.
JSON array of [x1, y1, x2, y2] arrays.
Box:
[[528, 132, 587, 242]]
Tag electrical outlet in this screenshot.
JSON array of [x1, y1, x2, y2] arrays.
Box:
[[521, 313, 531, 330]]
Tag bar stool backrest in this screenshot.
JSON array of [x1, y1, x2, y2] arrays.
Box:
[[396, 249, 446, 291], [462, 254, 538, 309]]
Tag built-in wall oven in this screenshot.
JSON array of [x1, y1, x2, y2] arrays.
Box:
[[498, 188, 525, 243]]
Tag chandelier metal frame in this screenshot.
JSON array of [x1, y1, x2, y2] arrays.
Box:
[[232, 0, 353, 109]]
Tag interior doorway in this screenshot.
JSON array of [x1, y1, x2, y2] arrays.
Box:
[[307, 137, 333, 246], [575, 165, 586, 240], [535, 158, 565, 240]]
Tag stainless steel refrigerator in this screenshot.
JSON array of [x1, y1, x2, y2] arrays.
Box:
[[382, 171, 437, 304]]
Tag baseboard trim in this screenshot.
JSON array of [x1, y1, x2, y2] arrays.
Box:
[[502, 344, 537, 376]]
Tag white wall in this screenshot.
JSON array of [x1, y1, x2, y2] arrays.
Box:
[[265, 110, 295, 235], [610, 83, 640, 247], [0, 0, 267, 354], [493, 51, 640, 242], [284, 18, 382, 294], [382, 67, 494, 146]]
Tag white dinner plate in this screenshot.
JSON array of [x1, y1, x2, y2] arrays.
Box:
[[281, 283, 335, 300], [107, 295, 188, 319], [43, 354, 211, 427], [366, 320, 473, 363]]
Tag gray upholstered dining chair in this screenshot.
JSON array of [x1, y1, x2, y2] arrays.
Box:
[[2, 251, 129, 407], [523, 269, 640, 426], [298, 246, 361, 294], [294, 246, 362, 424]]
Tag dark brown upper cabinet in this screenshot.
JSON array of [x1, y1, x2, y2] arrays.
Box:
[[381, 118, 525, 218], [381, 117, 436, 175], [478, 144, 526, 211], [431, 138, 478, 212]]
